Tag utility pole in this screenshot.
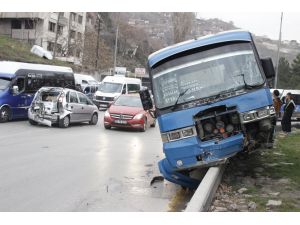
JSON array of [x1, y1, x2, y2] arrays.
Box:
[[95, 13, 102, 70], [113, 24, 119, 76], [275, 12, 283, 89], [113, 13, 120, 76]]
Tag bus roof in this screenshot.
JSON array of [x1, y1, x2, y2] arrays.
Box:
[[0, 61, 73, 79], [148, 30, 252, 68]]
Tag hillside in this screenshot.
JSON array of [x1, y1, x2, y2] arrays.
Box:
[[0, 35, 77, 69]]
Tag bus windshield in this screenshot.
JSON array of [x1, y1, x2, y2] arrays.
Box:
[[151, 43, 264, 109], [0, 77, 11, 91]]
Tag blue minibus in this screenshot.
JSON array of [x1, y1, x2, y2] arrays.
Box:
[[0, 61, 75, 122]]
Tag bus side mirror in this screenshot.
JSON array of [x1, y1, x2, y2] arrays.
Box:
[[261, 58, 275, 79], [12, 86, 19, 95], [139, 89, 153, 110]]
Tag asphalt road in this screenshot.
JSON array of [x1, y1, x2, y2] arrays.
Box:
[[0, 112, 178, 211]]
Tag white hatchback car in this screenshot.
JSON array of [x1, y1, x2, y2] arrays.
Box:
[[28, 87, 99, 128]]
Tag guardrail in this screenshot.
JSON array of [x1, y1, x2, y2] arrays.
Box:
[[185, 164, 226, 212]]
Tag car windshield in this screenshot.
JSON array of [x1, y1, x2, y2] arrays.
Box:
[[101, 82, 123, 93], [151, 42, 264, 109], [114, 96, 143, 107], [0, 77, 11, 91], [89, 80, 98, 85]]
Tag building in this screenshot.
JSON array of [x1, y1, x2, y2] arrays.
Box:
[[0, 12, 86, 65]]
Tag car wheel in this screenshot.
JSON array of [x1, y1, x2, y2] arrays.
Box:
[[150, 119, 156, 128], [141, 118, 147, 132], [104, 124, 111, 129], [59, 116, 70, 128], [29, 119, 38, 126], [89, 113, 98, 125], [0, 106, 10, 123]]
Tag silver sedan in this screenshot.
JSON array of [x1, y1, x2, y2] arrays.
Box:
[[28, 87, 99, 128]]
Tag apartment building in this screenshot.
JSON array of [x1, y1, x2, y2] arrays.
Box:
[[0, 12, 86, 65]]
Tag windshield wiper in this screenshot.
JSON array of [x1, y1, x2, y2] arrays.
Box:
[[235, 74, 264, 89], [172, 88, 191, 111]]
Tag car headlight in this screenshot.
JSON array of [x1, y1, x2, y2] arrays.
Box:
[[133, 113, 144, 120], [104, 110, 110, 117], [161, 126, 197, 143]]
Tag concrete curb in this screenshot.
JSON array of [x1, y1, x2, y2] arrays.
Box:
[[185, 164, 226, 212]]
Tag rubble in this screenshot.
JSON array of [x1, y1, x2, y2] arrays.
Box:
[[266, 200, 282, 207]]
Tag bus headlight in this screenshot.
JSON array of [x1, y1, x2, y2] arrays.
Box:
[[161, 127, 197, 143], [241, 106, 274, 123]]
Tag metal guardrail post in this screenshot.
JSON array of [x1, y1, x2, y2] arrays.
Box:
[[185, 164, 226, 212]]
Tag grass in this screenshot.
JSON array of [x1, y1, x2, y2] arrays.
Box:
[[0, 35, 75, 68], [224, 131, 300, 211], [266, 134, 300, 186]]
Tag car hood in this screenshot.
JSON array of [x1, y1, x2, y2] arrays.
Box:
[[109, 105, 144, 115], [95, 91, 120, 98]]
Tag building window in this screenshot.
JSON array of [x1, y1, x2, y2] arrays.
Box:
[[77, 32, 82, 41], [24, 19, 34, 29], [11, 19, 22, 29], [78, 15, 83, 24], [47, 42, 54, 51], [58, 25, 63, 35], [70, 13, 76, 22], [48, 22, 56, 32], [70, 30, 76, 39]]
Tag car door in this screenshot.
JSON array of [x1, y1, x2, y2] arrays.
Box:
[[78, 92, 93, 121], [67, 91, 81, 122]]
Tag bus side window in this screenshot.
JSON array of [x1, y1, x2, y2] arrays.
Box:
[[16, 77, 25, 93]]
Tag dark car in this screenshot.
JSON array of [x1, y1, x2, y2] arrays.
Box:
[[103, 94, 156, 131]]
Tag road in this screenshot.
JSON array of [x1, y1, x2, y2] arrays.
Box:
[[0, 112, 178, 211]]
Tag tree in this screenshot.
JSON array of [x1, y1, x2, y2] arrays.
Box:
[[290, 53, 300, 89], [172, 12, 196, 44], [277, 57, 291, 89]]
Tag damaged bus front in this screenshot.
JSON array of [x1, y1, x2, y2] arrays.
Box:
[[140, 30, 276, 188]]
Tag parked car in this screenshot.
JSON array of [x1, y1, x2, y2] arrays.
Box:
[[103, 94, 156, 131], [28, 87, 98, 128]]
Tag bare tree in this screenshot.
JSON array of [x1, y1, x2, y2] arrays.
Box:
[[172, 12, 196, 44]]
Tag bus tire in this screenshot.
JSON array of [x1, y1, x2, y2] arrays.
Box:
[[0, 106, 10, 123]]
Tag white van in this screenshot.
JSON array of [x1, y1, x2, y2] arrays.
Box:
[[74, 73, 99, 91], [93, 75, 142, 109]]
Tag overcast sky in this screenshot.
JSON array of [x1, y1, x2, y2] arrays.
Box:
[[198, 12, 300, 42]]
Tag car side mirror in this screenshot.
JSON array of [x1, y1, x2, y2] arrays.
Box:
[[122, 89, 126, 94], [139, 89, 153, 110], [261, 58, 275, 79], [12, 85, 19, 95]]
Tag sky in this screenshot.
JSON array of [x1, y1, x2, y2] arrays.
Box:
[[198, 12, 300, 42]]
